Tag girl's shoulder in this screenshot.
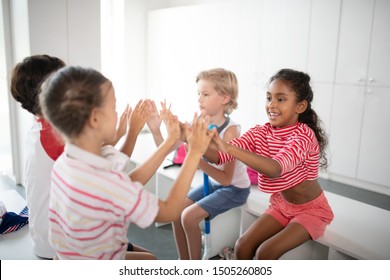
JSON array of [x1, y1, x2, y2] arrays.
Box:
[[296, 122, 316, 138], [249, 123, 271, 133], [290, 123, 318, 147]]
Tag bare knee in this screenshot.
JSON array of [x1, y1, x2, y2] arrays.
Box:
[[234, 236, 247, 259], [181, 208, 196, 231], [172, 213, 182, 227], [173, 199, 194, 227], [235, 235, 256, 260], [255, 241, 282, 260]]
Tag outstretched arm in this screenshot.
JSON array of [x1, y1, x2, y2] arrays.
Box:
[[216, 135, 282, 178], [198, 125, 238, 186], [120, 99, 151, 156], [104, 104, 130, 147], [202, 130, 223, 164], [129, 107, 180, 185], [146, 100, 164, 147], [155, 112, 217, 223], [203, 131, 282, 178], [147, 100, 185, 152]]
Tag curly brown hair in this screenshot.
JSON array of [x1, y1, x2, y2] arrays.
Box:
[[269, 69, 329, 169], [10, 55, 65, 115]]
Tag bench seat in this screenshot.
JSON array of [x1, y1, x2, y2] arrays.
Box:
[[241, 186, 390, 260]]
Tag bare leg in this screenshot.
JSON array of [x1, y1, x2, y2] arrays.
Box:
[[235, 214, 284, 260], [125, 251, 157, 260], [132, 244, 152, 253], [172, 198, 194, 260], [255, 222, 311, 260], [181, 203, 209, 260]]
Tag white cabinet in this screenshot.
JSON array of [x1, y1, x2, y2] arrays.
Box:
[[357, 87, 390, 187], [259, 0, 311, 78], [367, 0, 390, 87], [328, 85, 365, 178], [335, 0, 390, 88], [329, 0, 390, 191], [355, 0, 390, 187], [306, 0, 341, 158], [307, 0, 341, 83], [335, 0, 374, 85]]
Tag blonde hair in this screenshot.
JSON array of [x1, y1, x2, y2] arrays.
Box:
[[196, 68, 238, 115]]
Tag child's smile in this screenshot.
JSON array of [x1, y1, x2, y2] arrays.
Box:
[[265, 79, 306, 128]]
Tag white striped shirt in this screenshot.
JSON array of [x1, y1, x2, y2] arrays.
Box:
[[49, 144, 159, 260], [218, 122, 320, 193]]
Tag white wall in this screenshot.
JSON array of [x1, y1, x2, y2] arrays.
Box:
[[7, 0, 101, 184], [123, 0, 147, 109], [142, 0, 390, 195], [4, 0, 390, 195], [8, 0, 33, 185], [27, 0, 101, 68], [0, 0, 15, 178]]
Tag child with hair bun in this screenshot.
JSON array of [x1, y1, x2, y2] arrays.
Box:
[[39, 66, 216, 260]]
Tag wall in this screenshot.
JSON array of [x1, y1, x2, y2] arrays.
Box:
[[0, 0, 15, 178], [143, 0, 390, 195], [4, 0, 389, 195], [6, 0, 101, 184]]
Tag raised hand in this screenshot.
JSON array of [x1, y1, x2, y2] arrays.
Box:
[[116, 104, 131, 140], [211, 132, 228, 153], [159, 99, 171, 122], [146, 100, 162, 133], [185, 112, 216, 157], [160, 100, 187, 142], [129, 99, 151, 135], [160, 105, 181, 145]]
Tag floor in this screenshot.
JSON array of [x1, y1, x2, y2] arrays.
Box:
[[1, 173, 389, 260]]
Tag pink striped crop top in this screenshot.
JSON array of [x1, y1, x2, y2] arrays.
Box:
[[218, 122, 320, 193]]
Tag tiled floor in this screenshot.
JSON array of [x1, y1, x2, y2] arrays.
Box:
[[129, 223, 179, 260], [1, 174, 389, 260]]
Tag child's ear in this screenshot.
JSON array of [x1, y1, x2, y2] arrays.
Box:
[[222, 95, 231, 105], [297, 100, 308, 114], [88, 108, 100, 129]]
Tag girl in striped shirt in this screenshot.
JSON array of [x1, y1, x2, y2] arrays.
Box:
[[205, 68, 334, 260], [39, 66, 216, 260]]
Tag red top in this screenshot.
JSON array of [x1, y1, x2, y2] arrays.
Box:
[[37, 118, 64, 161], [218, 122, 320, 193]]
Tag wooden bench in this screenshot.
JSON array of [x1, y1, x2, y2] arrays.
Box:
[[240, 186, 390, 260]]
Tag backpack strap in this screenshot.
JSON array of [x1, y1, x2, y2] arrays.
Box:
[[216, 116, 230, 133]]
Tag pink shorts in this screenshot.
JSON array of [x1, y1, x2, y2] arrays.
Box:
[[264, 191, 334, 240]]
